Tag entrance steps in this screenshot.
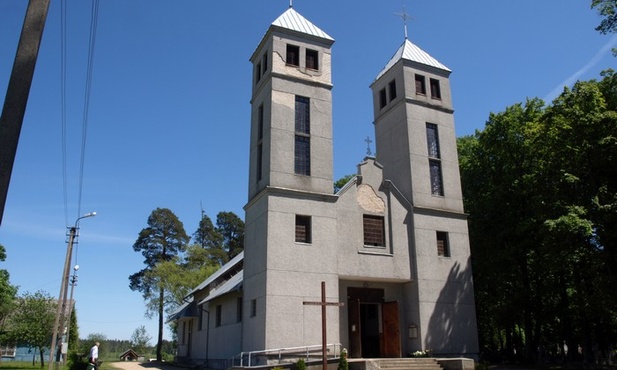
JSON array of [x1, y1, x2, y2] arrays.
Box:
[[370, 358, 443, 370]]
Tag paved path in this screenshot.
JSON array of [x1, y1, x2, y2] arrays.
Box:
[[108, 361, 185, 370]]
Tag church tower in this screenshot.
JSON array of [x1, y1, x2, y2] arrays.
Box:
[[243, 7, 338, 352], [370, 37, 479, 355]]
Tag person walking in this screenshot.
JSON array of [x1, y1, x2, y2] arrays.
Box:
[[89, 342, 100, 369]]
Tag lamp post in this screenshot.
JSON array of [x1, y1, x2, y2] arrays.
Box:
[[62, 264, 79, 363], [49, 212, 96, 370]]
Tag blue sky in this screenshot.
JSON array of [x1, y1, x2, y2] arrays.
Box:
[[1, 1, 615, 342]]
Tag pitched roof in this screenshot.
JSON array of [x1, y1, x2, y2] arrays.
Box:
[[375, 39, 450, 81], [188, 251, 244, 296], [198, 270, 243, 304], [271, 7, 333, 41]]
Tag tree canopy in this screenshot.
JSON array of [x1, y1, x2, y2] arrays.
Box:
[[129, 207, 189, 361], [0, 243, 17, 333], [459, 70, 617, 364], [2, 291, 56, 368]]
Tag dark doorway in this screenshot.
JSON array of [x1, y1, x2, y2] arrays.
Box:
[[360, 303, 380, 358], [347, 287, 401, 358]]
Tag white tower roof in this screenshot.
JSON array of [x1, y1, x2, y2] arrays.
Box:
[[375, 39, 450, 81], [271, 7, 334, 41]]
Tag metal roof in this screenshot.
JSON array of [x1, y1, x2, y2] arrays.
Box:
[[272, 7, 334, 41], [188, 251, 244, 296], [375, 39, 450, 81], [198, 270, 243, 305]]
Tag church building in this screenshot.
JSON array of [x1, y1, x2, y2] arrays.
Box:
[[170, 6, 479, 368]]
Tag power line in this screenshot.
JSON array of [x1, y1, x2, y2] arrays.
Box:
[[61, 0, 69, 227], [77, 0, 100, 218]]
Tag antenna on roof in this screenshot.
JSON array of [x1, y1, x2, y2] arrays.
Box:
[[394, 6, 411, 40], [289, 0, 293, 8]]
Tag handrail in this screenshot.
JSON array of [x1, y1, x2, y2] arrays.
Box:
[[226, 343, 342, 369]]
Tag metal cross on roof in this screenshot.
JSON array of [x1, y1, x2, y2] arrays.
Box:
[[365, 136, 373, 157], [394, 6, 412, 40]]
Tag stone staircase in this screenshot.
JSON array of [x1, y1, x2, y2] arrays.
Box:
[[373, 358, 443, 370]]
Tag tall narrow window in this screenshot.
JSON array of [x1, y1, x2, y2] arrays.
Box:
[[415, 74, 426, 95], [295, 215, 312, 243], [437, 231, 450, 257], [215, 305, 222, 327], [379, 88, 387, 109], [430, 78, 442, 99], [198, 303, 204, 331], [255, 62, 261, 84], [426, 123, 444, 196], [295, 96, 310, 175], [286, 44, 300, 66], [250, 299, 257, 317], [363, 215, 385, 247], [182, 322, 186, 344], [262, 53, 268, 74], [389, 79, 397, 101], [236, 297, 243, 323], [426, 123, 440, 158], [306, 49, 319, 70], [257, 104, 264, 182]]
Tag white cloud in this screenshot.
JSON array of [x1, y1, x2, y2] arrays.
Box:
[[544, 34, 617, 103]]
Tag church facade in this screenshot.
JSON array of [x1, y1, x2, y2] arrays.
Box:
[[170, 7, 478, 368]]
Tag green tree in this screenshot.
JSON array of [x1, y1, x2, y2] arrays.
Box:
[[0, 244, 18, 334], [334, 174, 355, 193], [459, 72, 617, 364], [3, 291, 56, 368], [216, 211, 244, 261], [592, 0, 617, 54], [129, 208, 189, 361], [151, 246, 218, 314], [130, 325, 152, 355], [194, 214, 226, 265], [67, 308, 79, 352]]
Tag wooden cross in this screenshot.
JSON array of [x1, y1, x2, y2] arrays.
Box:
[[303, 281, 344, 370]]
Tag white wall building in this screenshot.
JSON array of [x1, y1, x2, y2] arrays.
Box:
[[170, 6, 479, 368]]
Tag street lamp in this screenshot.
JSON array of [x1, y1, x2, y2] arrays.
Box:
[[62, 264, 79, 362], [49, 212, 96, 370]]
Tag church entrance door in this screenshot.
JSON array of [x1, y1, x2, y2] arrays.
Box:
[[347, 288, 401, 358]]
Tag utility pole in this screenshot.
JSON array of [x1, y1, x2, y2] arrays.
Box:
[[49, 212, 96, 370], [0, 0, 50, 226]]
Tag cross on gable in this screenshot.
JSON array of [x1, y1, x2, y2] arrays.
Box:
[[303, 282, 344, 370], [365, 136, 373, 157]]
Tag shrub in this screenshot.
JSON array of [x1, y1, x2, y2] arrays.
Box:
[[337, 348, 348, 370], [294, 358, 306, 370]]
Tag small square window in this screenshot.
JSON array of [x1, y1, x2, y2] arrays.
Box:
[[286, 44, 300, 66], [379, 88, 387, 109], [415, 74, 426, 95], [295, 215, 312, 243], [250, 299, 257, 317], [430, 78, 441, 99], [437, 231, 450, 257], [363, 215, 385, 247], [306, 49, 319, 70]]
